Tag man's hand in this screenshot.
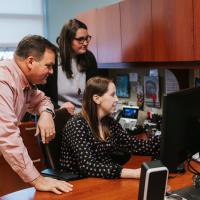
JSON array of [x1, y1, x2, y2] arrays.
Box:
[[61, 102, 75, 115], [35, 111, 55, 143], [30, 175, 73, 194]]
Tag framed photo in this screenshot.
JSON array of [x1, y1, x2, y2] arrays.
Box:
[[144, 76, 160, 108], [115, 74, 130, 98]]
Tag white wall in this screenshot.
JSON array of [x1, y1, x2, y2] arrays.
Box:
[[46, 0, 122, 43]]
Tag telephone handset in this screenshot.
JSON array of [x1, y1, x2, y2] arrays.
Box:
[[113, 109, 123, 122]]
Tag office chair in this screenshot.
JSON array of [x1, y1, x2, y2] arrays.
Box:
[[40, 108, 80, 181]]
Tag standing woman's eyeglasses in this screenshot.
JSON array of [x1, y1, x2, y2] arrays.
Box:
[[74, 35, 92, 44]]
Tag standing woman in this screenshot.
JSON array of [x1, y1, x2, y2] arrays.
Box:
[[60, 77, 160, 179], [39, 19, 98, 114]]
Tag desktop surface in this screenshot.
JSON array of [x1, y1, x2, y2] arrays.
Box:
[[1, 156, 200, 200]]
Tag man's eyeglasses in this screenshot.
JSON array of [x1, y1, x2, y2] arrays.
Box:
[[74, 35, 92, 44]]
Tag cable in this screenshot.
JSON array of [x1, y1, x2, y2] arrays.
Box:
[[186, 158, 200, 188], [187, 158, 199, 175]]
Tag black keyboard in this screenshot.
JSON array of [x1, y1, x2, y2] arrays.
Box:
[[41, 168, 81, 181], [172, 186, 200, 200]]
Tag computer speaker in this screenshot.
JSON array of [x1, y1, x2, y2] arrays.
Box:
[[138, 160, 168, 200]]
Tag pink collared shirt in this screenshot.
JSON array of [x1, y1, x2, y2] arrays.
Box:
[[0, 59, 54, 182]]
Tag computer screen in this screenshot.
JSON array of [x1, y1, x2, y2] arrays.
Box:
[[122, 106, 139, 119], [160, 87, 200, 173]]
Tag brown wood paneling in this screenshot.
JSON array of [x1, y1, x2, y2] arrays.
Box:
[[0, 156, 30, 196], [0, 122, 44, 196], [19, 122, 42, 161], [152, 0, 194, 61], [97, 3, 122, 63], [193, 0, 200, 60], [120, 0, 153, 62], [77, 9, 98, 60]]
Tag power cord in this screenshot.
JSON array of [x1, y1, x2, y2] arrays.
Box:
[[187, 158, 200, 188]]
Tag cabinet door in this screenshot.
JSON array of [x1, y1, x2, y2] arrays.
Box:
[[194, 0, 200, 60], [0, 122, 43, 196], [120, 0, 153, 62], [77, 9, 98, 60], [152, 0, 194, 61], [19, 122, 43, 168], [96, 3, 122, 63]]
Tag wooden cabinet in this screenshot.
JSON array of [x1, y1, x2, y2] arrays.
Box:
[[19, 122, 43, 168], [76, 0, 198, 64], [77, 9, 98, 59], [152, 0, 194, 61], [193, 0, 200, 60], [120, 0, 153, 62], [0, 122, 43, 196], [0, 155, 30, 196], [121, 0, 195, 62], [96, 3, 122, 63]]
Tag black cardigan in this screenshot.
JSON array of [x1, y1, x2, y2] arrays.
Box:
[[38, 50, 98, 109]]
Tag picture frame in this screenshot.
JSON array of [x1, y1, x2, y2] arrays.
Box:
[[144, 76, 160, 108], [115, 74, 130, 98]]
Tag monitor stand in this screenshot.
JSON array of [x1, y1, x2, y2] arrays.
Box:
[[176, 162, 185, 173], [171, 185, 200, 200], [169, 162, 185, 173]]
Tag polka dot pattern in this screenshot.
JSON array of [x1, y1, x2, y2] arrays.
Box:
[[60, 115, 160, 179]]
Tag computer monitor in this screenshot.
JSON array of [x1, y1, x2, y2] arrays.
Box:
[[122, 106, 139, 119], [160, 87, 200, 173]]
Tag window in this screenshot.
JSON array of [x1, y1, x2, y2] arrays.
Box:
[[0, 0, 46, 59], [0, 48, 15, 60]]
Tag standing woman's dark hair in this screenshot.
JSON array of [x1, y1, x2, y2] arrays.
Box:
[[57, 19, 90, 78], [81, 77, 113, 140]]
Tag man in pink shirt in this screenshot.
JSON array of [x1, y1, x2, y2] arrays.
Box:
[[0, 35, 73, 194]]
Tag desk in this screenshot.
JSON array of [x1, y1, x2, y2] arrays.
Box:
[[1, 156, 199, 200]]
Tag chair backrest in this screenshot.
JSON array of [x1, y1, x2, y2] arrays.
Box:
[[40, 137, 60, 169], [40, 108, 72, 170]]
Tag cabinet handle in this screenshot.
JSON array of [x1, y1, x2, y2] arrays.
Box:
[[32, 158, 41, 163], [25, 127, 36, 131]]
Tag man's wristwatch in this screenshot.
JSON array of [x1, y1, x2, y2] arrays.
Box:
[[43, 108, 55, 118]]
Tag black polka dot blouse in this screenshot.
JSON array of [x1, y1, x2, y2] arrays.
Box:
[[60, 114, 160, 179]]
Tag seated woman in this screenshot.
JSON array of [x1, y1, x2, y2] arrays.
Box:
[[60, 77, 160, 179]]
